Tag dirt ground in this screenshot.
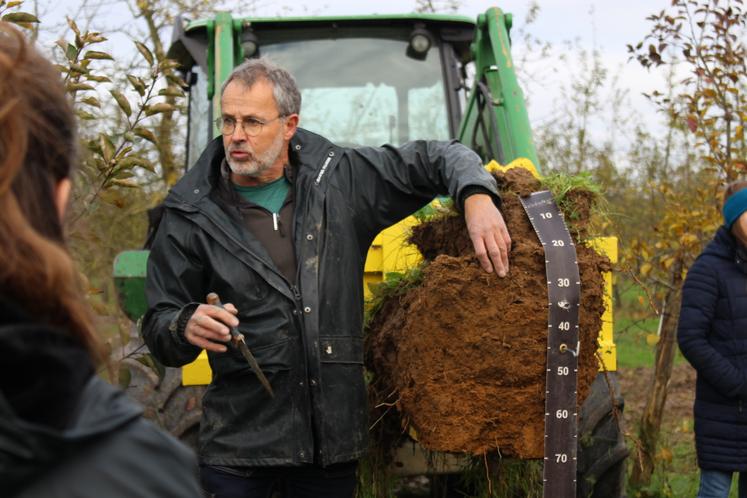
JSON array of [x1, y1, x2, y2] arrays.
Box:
[[618, 363, 696, 425], [366, 169, 610, 458], [618, 363, 697, 449]]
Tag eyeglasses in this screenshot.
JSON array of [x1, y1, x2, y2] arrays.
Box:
[[214, 115, 284, 137]]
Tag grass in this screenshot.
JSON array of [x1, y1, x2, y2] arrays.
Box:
[[364, 265, 425, 327], [613, 280, 687, 369], [539, 171, 608, 235]]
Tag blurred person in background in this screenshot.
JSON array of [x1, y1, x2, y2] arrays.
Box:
[[678, 179, 747, 498], [0, 22, 202, 498]]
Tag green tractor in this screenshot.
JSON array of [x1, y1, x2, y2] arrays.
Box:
[[114, 8, 627, 497]]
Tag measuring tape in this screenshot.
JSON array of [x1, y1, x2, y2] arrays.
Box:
[[520, 191, 580, 498]]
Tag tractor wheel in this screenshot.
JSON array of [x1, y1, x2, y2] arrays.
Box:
[[576, 372, 628, 498], [113, 334, 205, 449]]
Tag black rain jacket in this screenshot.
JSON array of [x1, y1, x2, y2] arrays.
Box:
[[0, 299, 201, 498], [142, 128, 500, 467]]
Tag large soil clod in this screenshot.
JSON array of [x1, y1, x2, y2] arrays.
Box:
[[365, 168, 609, 459]]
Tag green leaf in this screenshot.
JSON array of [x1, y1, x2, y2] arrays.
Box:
[[87, 74, 112, 83], [126, 74, 146, 96], [68, 63, 88, 75], [85, 33, 107, 44], [134, 41, 154, 66], [144, 102, 176, 116], [81, 96, 101, 108], [115, 170, 135, 179], [110, 90, 132, 117], [111, 178, 140, 188], [84, 50, 113, 61], [118, 156, 155, 173], [133, 126, 157, 144], [114, 146, 133, 160], [100, 189, 127, 208], [66, 82, 94, 92], [118, 365, 131, 389], [165, 73, 187, 87], [76, 109, 97, 120], [158, 86, 185, 98], [65, 43, 78, 62], [66, 17, 81, 37], [99, 134, 115, 164], [2, 12, 40, 23], [158, 59, 180, 71]]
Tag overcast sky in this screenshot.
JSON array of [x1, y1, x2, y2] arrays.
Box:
[[271, 0, 673, 145], [40, 0, 675, 152]]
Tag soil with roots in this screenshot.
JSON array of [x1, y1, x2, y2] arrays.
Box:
[[365, 168, 610, 459]]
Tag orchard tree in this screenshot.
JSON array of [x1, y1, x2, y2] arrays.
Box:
[[627, 0, 746, 490]]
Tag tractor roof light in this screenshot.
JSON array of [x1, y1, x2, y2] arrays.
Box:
[[407, 25, 432, 60], [241, 29, 259, 59]]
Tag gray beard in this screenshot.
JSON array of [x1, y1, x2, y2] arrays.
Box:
[[226, 130, 285, 179]]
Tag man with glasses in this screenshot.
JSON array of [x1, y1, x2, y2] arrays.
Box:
[[142, 58, 510, 498]]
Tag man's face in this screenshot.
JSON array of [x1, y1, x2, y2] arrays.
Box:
[[221, 79, 298, 185]]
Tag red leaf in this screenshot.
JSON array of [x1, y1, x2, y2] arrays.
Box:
[[687, 115, 698, 132]]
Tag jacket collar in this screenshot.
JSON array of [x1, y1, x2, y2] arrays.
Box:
[[168, 128, 337, 207], [706, 225, 747, 274]]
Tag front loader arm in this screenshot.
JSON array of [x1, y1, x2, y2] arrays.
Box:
[[458, 8, 539, 170]]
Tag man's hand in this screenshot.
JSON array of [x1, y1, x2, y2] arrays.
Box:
[[184, 302, 239, 352], [464, 193, 511, 276]]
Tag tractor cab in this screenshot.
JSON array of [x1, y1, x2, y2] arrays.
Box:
[[169, 14, 477, 167]]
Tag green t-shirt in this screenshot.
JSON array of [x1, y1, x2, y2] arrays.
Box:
[[233, 176, 290, 213]]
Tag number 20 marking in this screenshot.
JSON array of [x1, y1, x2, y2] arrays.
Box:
[[552, 239, 565, 246]]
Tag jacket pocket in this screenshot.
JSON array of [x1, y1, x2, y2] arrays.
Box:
[[318, 335, 364, 364], [216, 335, 294, 376]]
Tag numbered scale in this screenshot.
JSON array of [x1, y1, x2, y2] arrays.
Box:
[[520, 191, 581, 498]]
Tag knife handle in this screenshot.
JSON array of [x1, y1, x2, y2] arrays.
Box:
[[206, 292, 244, 343]]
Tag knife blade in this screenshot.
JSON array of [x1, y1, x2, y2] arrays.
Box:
[[206, 292, 275, 398]]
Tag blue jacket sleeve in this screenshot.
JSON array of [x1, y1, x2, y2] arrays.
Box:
[[677, 256, 747, 398]]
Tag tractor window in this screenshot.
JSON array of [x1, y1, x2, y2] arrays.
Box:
[[262, 37, 449, 147], [186, 65, 209, 168]]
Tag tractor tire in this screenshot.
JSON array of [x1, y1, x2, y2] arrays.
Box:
[[113, 333, 205, 449], [576, 372, 628, 498]]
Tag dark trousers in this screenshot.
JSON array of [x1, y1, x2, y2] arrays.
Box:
[[200, 462, 358, 498]]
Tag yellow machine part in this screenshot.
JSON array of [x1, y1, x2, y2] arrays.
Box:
[[183, 159, 617, 385]]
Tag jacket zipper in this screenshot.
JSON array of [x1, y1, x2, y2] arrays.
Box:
[[290, 284, 302, 302]]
